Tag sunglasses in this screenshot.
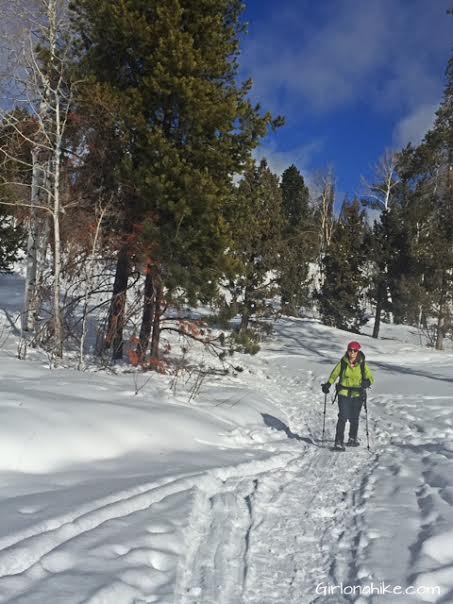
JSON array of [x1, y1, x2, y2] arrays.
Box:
[[348, 348, 359, 352]]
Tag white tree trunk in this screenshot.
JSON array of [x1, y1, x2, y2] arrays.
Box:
[[1, 0, 73, 360], [22, 147, 40, 333], [79, 206, 106, 369], [53, 128, 63, 358]]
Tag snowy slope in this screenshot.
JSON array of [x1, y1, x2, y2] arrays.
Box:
[[0, 274, 453, 603]]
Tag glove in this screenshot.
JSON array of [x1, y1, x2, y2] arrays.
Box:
[[321, 383, 331, 394], [362, 378, 371, 389]]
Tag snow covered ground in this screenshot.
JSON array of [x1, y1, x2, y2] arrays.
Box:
[[0, 273, 453, 603]]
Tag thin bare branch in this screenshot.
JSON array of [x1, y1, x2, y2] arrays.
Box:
[[0, 198, 54, 214]]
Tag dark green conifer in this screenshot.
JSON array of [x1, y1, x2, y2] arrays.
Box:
[[279, 165, 316, 315], [226, 159, 284, 340], [0, 208, 23, 273], [392, 51, 453, 348], [0, 110, 29, 272], [70, 0, 282, 359], [318, 198, 368, 332]]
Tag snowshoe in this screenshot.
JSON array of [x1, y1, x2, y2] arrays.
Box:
[[346, 438, 360, 447], [333, 442, 346, 452]]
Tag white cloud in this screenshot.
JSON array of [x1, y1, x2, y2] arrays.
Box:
[[242, 0, 451, 118], [252, 137, 324, 183], [392, 103, 438, 148]]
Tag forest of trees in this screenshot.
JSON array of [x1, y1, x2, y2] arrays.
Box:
[[0, 0, 452, 370]]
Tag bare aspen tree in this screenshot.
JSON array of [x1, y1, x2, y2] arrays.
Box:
[[362, 149, 399, 337], [78, 204, 106, 370], [362, 149, 399, 212], [313, 168, 335, 288], [319, 170, 335, 253], [0, 0, 75, 358], [24, 147, 40, 332]]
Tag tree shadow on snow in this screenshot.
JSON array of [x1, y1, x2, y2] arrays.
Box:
[[261, 413, 314, 445], [370, 359, 453, 385]]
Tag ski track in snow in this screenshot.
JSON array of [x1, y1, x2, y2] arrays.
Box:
[[0, 454, 299, 603]]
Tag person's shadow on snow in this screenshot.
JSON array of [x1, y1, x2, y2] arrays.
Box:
[[261, 413, 313, 445]]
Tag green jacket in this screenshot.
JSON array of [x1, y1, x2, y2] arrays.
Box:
[[327, 352, 375, 397]]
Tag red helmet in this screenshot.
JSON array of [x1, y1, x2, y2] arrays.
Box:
[[347, 341, 361, 351]]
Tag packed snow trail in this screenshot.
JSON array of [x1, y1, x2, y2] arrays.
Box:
[[175, 351, 381, 604], [242, 445, 377, 604]]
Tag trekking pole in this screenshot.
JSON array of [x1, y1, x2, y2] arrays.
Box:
[[331, 386, 339, 405], [321, 392, 327, 447], [364, 389, 370, 451]]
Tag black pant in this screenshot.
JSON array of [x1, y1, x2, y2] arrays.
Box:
[[335, 394, 363, 443]]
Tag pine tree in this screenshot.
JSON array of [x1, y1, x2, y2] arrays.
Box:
[[393, 50, 453, 348], [383, 157, 432, 327], [279, 165, 316, 315], [0, 110, 27, 271], [318, 198, 368, 332], [281, 165, 310, 228], [0, 208, 23, 272], [226, 159, 284, 342], [70, 0, 282, 360], [426, 53, 453, 349], [361, 150, 400, 337], [366, 204, 411, 332]]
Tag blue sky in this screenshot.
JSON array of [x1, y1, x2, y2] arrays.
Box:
[[240, 0, 452, 200]]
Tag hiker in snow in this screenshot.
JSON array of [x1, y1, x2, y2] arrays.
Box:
[[321, 341, 374, 450]]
